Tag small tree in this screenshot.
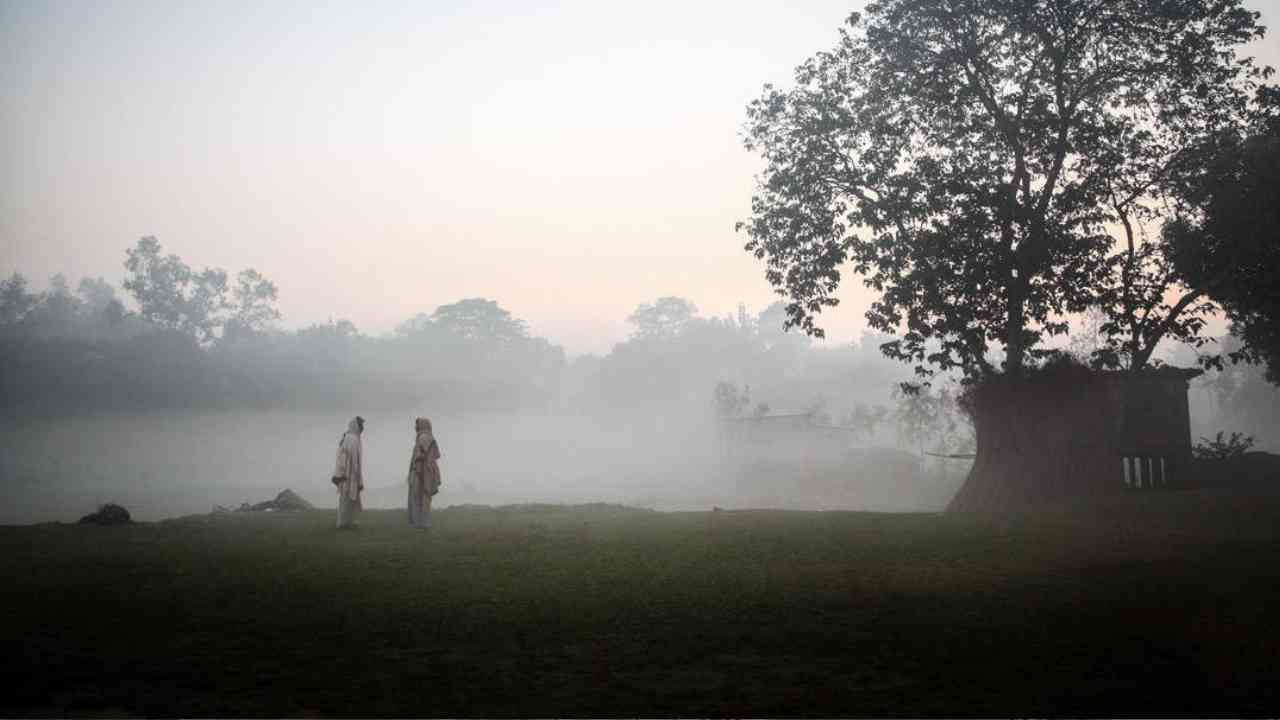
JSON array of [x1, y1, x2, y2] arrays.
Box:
[[0, 273, 37, 326], [892, 384, 968, 458], [226, 269, 281, 338], [712, 381, 750, 418], [627, 297, 698, 340], [843, 402, 890, 445], [76, 277, 118, 315]]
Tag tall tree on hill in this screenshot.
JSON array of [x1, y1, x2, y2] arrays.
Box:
[[740, 0, 1270, 509]]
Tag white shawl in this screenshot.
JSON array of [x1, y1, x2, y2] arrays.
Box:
[[334, 417, 364, 500]]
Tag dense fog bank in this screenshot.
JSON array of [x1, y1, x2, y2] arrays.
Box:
[[3, 256, 1277, 524], [0, 409, 969, 524]]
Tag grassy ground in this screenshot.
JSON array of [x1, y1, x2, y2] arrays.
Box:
[[4, 491, 1280, 717]]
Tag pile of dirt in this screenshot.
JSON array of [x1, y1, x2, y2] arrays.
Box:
[[78, 503, 132, 526], [261, 488, 314, 511], [215, 489, 315, 514]]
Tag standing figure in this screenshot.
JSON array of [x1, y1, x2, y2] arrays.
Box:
[[333, 416, 365, 528], [407, 417, 442, 529]]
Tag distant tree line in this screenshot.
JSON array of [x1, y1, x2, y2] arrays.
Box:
[[2, 240, 923, 421], [577, 296, 910, 426], [0, 238, 565, 414]]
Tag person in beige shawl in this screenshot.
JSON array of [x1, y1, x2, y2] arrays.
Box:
[[407, 417, 442, 529], [332, 416, 364, 529]]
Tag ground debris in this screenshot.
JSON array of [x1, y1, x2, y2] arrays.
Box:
[[213, 488, 314, 514], [78, 503, 131, 526]]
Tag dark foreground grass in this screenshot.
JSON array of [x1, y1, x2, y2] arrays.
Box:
[[4, 491, 1280, 717]]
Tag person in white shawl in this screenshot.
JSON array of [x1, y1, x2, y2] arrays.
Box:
[[406, 417, 442, 529], [332, 416, 365, 528]]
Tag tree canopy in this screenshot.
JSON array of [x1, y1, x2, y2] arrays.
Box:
[[740, 0, 1270, 379], [123, 236, 231, 343], [430, 298, 529, 343], [1167, 104, 1280, 382], [627, 296, 699, 340]]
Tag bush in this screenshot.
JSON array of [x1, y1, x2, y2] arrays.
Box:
[[1193, 431, 1256, 461]]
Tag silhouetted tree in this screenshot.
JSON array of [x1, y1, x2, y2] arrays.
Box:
[[756, 301, 811, 354], [225, 269, 281, 339], [432, 298, 527, 343], [627, 297, 698, 340], [740, 0, 1270, 510], [395, 312, 435, 337], [123, 236, 229, 343], [843, 402, 890, 445], [713, 381, 751, 418], [1167, 105, 1280, 382], [0, 273, 37, 327], [76, 277, 115, 311]]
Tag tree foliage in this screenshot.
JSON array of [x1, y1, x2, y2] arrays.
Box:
[[123, 236, 230, 343], [1192, 430, 1255, 460], [431, 298, 529, 343], [1167, 105, 1280, 382], [227, 269, 282, 338], [0, 273, 37, 326], [627, 296, 699, 340], [740, 0, 1268, 379], [712, 381, 752, 418]]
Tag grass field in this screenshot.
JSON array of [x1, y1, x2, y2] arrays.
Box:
[[4, 491, 1280, 716]]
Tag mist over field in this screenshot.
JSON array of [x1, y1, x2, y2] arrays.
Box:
[[0, 409, 720, 523], [2, 358, 1274, 524], [2, 257, 1278, 525], [0, 378, 970, 524]]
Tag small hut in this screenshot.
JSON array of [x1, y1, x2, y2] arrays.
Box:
[[948, 365, 1202, 511], [1115, 367, 1202, 489]]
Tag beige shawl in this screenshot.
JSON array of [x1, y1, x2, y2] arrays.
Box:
[[408, 417, 442, 497], [334, 417, 364, 500]]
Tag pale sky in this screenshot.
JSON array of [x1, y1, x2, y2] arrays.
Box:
[[3, 1, 1278, 354]]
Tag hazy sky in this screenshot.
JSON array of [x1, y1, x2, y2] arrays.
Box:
[[3, 1, 1278, 354]]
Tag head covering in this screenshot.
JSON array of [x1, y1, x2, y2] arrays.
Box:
[[408, 417, 442, 493]]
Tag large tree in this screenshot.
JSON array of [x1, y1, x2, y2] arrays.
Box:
[[1166, 101, 1280, 382], [741, 0, 1266, 377], [740, 0, 1270, 509]]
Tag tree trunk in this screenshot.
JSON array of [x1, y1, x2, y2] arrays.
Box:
[[1004, 283, 1026, 374], [948, 368, 1125, 512]]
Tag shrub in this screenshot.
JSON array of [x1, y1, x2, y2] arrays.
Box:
[[1193, 431, 1256, 461]]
